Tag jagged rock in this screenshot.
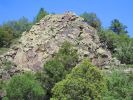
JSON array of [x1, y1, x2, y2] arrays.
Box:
[[0, 12, 112, 72]]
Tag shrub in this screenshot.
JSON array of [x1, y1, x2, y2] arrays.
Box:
[[5, 73, 45, 100], [36, 59, 65, 99], [36, 41, 78, 99], [51, 60, 106, 100], [55, 41, 78, 72], [98, 29, 133, 64], [103, 71, 133, 100], [98, 29, 118, 53], [114, 34, 133, 64], [43, 59, 65, 89], [3, 60, 14, 70], [0, 26, 13, 47], [2, 97, 9, 100]]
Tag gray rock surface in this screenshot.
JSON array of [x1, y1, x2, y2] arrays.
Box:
[[0, 12, 112, 73]]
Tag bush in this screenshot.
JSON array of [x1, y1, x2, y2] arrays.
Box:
[[98, 29, 118, 53], [103, 71, 133, 100], [114, 34, 133, 64], [51, 60, 106, 100], [43, 59, 66, 90], [2, 97, 9, 100], [36, 59, 65, 99], [0, 26, 13, 47], [3, 60, 14, 70], [55, 41, 78, 72], [98, 29, 133, 64], [5, 73, 45, 100]]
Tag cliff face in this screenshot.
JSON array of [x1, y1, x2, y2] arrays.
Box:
[[0, 12, 111, 78]]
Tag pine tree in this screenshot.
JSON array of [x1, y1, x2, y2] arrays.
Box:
[[34, 8, 48, 23], [109, 19, 128, 34]]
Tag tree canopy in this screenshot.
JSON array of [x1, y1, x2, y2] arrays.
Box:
[[34, 8, 48, 23], [80, 12, 101, 30], [5, 73, 45, 100], [51, 60, 106, 100], [109, 19, 128, 34]]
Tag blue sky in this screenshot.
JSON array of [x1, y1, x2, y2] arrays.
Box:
[[0, 0, 133, 37]]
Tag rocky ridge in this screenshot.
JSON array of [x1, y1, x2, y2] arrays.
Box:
[[0, 12, 112, 79]]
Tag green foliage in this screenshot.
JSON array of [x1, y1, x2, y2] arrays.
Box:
[[5, 17, 32, 38], [44, 59, 65, 85], [3, 60, 14, 70], [103, 71, 133, 100], [98, 29, 133, 64], [51, 60, 106, 100], [34, 8, 48, 23], [0, 17, 32, 48], [2, 97, 9, 100], [114, 34, 133, 64], [36, 59, 65, 99], [98, 29, 118, 52], [36, 41, 78, 99], [0, 48, 9, 55], [43, 59, 65, 91], [5, 73, 45, 100], [80, 12, 101, 30], [127, 64, 133, 68], [109, 19, 128, 34], [0, 26, 13, 47], [55, 41, 78, 71], [0, 80, 6, 100]]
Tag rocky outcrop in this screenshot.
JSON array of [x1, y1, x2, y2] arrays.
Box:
[[0, 12, 112, 74]]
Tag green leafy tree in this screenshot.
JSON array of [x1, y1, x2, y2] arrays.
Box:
[[80, 12, 101, 30], [36, 59, 65, 99], [36, 41, 78, 99], [0, 26, 13, 47], [98, 29, 118, 53], [114, 34, 133, 64], [55, 41, 78, 72], [51, 60, 106, 100], [5, 73, 45, 100], [44, 59, 65, 86], [104, 71, 133, 100], [98, 29, 133, 64], [5, 17, 32, 38], [102, 32, 133, 64], [34, 8, 48, 23], [109, 19, 128, 34]]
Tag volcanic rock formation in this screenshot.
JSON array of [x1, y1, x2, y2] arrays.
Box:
[[0, 12, 112, 79]]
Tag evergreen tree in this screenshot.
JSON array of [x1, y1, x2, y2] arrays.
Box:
[[109, 19, 128, 34], [34, 8, 48, 23]]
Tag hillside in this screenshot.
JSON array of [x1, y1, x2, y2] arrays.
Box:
[[0, 12, 112, 76], [0, 12, 133, 100]]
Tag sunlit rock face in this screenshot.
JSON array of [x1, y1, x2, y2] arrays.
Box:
[[0, 12, 112, 75]]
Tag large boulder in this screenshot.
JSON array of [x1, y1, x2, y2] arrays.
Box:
[[0, 12, 112, 72]]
